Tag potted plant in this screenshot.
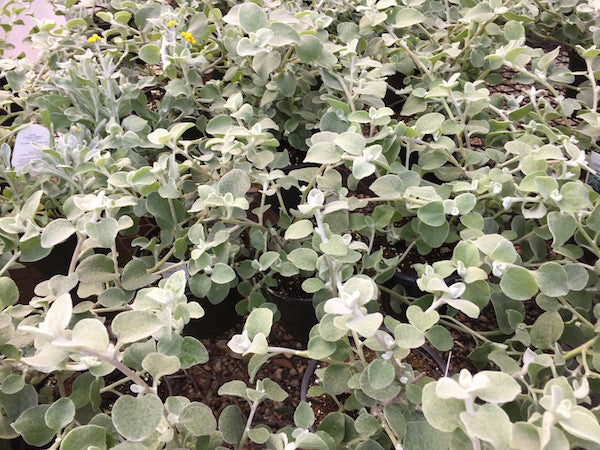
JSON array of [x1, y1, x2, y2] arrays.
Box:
[[1, 0, 600, 448]]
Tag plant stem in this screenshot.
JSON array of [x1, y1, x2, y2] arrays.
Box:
[[557, 296, 596, 332], [0, 251, 20, 277], [439, 315, 493, 343], [586, 57, 598, 113], [351, 330, 367, 366], [68, 233, 85, 276], [266, 346, 308, 357], [151, 259, 187, 276], [78, 347, 155, 395], [147, 247, 175, 273], [110, 244, 121, 288], [377, 284, 412, 306], [563, 336, 597, 360], [238, 399, 259, 450]]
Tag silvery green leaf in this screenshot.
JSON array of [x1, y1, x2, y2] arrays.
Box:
[[40, 219, 75, 249], [558, 406, 600, 445], [294, 401, 315, 429], [210, 263, 236, 284], [0, 314, 14, 346], [20, 190, 43, 221], [86, 217, 119, 248], [305, 142, 342, 164], [418, 201, 446, 227], [219, 405, 245, 445], [218, 169, 251, 199], [76, 254, 118, 283], [393, 324, 425, 348], [228, 330, 252, 355], [352, 158, 375, 180], [44, 398, 75, 430], [500, 266, 538, 300], [360, 366, 401, 401], [141, 353, 180, 383], [245, 308, 273, 340], [261, 378, 288, 402], [10, 405, 54, 446], [335, 132, 365, 155], [530, 311, 564, 350], [112, 311, 163, 347], [557, 182, 592, 214], [268, 22, 300, 46], [342, 276, 377, 303], [179, 403, 217, 437], [436, 377, 470, 400], [46, 294, 72, 336], [564, 264, 588, 291], [237, 38, 261, 56], [257, 422, 281, 444], [320, 235, 348, 257], [355, 413, 381, 437], [121, 259, 159, 291], [68, 318, 109, 352], [368, 360, 395, 390], [0, 373, 24, 395], [111, 394, 163, 442], [20, 344, 68, 372], [59, 425, 106, 450], [307, 337, 336, 359], [218, 380, 248, 399], [444, 298, 479, 319], [536, 262, 569, 297], [294, 431, 328, 448], [346, 312, 382, 338], [179, 337, 208, 368], [323, 365, 352, 396], [238, 2, 267, 33], [247, 333, 268, 355], [139, 43, 160, 65], [297, 35, 322, 62], [473, 234, 517, 263], [284, 220, 314, 240], [394, 7, 425, 27], [206, 115, 233, 135], [164, 270, 187, 298], [460, 404, 512, 449], [415, 113, 445, 135], [422, 382, 465, 433], [406, 305, 439, 331], [0, 277, 19, 308], [287, 248, 318, 271], [471, 372, 521, 403], [147, 128, 170, 145]]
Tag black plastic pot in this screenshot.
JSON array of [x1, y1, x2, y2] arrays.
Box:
[[34, 234, 78, 278], [182, 286, 243, 339], [300, 340, 448, 433], [265, 163, 321, 213], [263, 286, 317, 344], [381, 271, 459, 321], [301, 342, 447, 403], [134, 227, 243, 339], [383, 71, 406, 113]]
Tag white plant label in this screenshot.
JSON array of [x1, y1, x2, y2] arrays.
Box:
[[11, 124, 50, 171], [585, 151, 600, 194]]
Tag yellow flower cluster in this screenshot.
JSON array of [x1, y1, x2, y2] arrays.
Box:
[[87, 33, 101, 43], [167, 20, 177, 27], [181, 31, 196, 45]]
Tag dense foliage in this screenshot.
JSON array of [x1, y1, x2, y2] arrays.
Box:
[[1, 0, 600, 448]]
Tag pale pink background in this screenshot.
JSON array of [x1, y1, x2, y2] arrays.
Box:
[[2, 0, 66, 61]]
